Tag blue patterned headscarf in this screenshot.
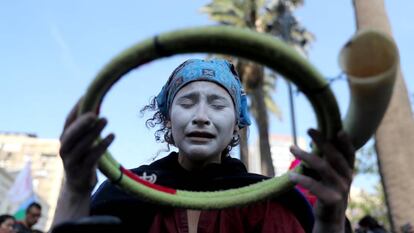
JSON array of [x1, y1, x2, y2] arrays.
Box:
[[156, 59, 251, 128]]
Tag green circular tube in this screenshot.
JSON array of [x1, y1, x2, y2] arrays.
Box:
[[79, 26, 342, 209]]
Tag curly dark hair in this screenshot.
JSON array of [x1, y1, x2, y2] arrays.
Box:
[[140, 97, 240, 157], [0, 214, 14, 225]]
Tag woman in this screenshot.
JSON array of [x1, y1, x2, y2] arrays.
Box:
[[0, 215, 16, 233], [52, 59, 355, 233]]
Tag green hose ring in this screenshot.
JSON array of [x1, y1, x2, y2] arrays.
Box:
[[79, 26, 342, 209]]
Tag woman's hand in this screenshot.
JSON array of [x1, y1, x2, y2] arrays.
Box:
[[59, 101, 114, 194], [289, 129, 355, 233]]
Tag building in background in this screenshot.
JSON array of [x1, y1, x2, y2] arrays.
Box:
[[249, 134, 308, 176], [0, 132, 64, 232], [0, 167, 13, 205]]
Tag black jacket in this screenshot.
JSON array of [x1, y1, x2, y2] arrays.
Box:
[[90, 152, 314, 232]]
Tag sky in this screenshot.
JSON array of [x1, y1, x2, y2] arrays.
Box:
[[1, 1, 413, 190]]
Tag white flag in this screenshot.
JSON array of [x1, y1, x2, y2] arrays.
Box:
[[7, 161, 34, 204]]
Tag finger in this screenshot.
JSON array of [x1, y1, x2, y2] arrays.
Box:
[[60, 113, 98, 154], [290, 146, 348, 192], [335, 130, 356, 168], [84, 134, 115, 167], [63, 97, 84, 131], [307, 128, 325, 153], [289, 172, 342, 206], [310, 128, 355, 169], [308, 128, 353, 182], [68, 118, 108, 160], [322, 142, 353, 182]]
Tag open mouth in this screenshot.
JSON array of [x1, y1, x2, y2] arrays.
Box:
[[186, 132, 215, 139]]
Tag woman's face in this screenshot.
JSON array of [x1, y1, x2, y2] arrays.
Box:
[[170, 81, 238, 170], [0, 218, 15, 233]]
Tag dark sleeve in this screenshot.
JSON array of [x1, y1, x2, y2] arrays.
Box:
[[14, 223, 31, 233], [90, 180, 157, 231]]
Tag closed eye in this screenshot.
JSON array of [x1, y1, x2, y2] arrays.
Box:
[[179, 102, 194, 108], [211, 103, 227, 110], [208, 95, 231, 110], [176, 93, 198, 108]]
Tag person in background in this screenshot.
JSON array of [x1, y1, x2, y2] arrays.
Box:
[[0, 214, 16, 233], [14, 202, 41, 233], [356, 215, 389, 233], [401, 223, 414, 233]]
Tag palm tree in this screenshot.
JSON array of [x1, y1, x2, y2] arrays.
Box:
[[201, 0, 313, 176], [352, 0, 414, 231]]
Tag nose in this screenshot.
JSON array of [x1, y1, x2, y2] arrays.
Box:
[[192, 103, 211, 126]]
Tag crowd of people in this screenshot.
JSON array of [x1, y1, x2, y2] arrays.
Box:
[[0, 202, 42, 233]]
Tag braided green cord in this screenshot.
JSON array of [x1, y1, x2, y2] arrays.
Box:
[[79, 26, 342, 209]]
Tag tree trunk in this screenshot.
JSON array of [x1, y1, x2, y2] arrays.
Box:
[[237, 60, 275, 176], [246, 62, 274, 177], [251, 86, 275, 176], [353, 0, 414, 231], [235, 60, 250, 167]]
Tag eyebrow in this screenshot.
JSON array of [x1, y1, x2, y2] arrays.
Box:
[[176, 92, 230, 103], [176, 92, 199, 101], [207, 94, 230, 103]]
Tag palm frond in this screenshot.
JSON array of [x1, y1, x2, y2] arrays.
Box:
[[201, 1, 247, 26], [209, 13, 247, 27], [201, 0, 245, 19], [201, 0, 312, 123], [290, 0, 304, 8], [264, 92, 283, 120]]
